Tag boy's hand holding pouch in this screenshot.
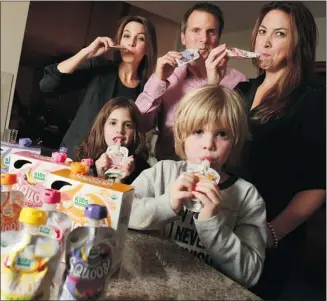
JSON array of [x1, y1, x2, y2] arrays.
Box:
[[192, 176, 221, 221], [169, 172, 196, 213], [170, 160, 221, 221]]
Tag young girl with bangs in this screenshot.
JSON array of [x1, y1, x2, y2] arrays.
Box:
[[75, 97, 149, 184]]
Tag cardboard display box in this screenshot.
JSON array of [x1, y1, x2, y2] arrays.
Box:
[[8, 151, 70, 207], [46, 168, 134, 274], [1, 141, 40, 173]]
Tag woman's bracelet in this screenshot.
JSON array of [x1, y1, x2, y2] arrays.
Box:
[[267, 222, 278, 248]]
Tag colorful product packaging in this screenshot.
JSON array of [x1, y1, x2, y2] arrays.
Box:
[[0, 208, 62, 300], [183, 159, 220, 212], [8, 151, 70, 208], [40, 188, 72, 248], [81, 158, 94, 176], [58, 204, 116, 300], [226, 47, 261, 59], [45, 162, 134, 274], [176, 48, 200, 67], [0, 174, 25, 232], [1, 138, 41, 173], [105, 139, 129, 180]]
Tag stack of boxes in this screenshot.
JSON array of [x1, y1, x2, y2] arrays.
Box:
[[4, 149, 134, 275]]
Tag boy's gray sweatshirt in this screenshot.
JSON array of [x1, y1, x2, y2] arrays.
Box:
[[129, 160, 267, 288]]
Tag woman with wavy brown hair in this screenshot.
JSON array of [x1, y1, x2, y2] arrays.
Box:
[[234, 2, 325, 299], [40, 16, 157, 158]]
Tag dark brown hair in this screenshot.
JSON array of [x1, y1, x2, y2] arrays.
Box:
[[181, 2, 224, 36], [250, 1, 318, 122], [75, 97, 148, 162], [114, 15, 157, 88]]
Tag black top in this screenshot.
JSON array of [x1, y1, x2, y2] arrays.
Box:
[[113, 76, 140, 100], [39, 58, 144, 158], [235, 76, 326, 246], [219, 175, 238, 190]]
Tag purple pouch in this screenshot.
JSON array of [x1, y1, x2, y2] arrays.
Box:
[[58, 204, 116, 300]]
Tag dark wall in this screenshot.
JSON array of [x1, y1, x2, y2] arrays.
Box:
[[11, 1, 129, 149]]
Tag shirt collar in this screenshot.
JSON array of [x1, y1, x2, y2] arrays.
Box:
[[170, 64, 188, 83], [169, 64, 208, 85]]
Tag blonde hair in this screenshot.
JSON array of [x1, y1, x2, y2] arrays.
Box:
[[174, 85, 250, 165]]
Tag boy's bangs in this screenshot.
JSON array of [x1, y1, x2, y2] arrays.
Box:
[[174, 85, 249, 163], [183, 101, 231, 136]]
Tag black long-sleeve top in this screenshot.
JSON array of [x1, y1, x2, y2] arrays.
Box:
[[235, 75, 326, 247], [39, 58, 141, 158]]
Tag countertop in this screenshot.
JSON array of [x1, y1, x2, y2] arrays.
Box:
[[105, 230, 261, 300], [51, 230, 261, 300]]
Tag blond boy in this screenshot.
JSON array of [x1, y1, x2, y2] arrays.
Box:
[[129, 85, 266, 288]]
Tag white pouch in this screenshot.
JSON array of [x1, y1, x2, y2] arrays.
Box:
[[183, 160, 220, 212], [176, 49, 200, 67]]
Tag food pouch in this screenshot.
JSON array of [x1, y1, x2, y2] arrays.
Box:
[[105, 139, 129, 181], [58, 204, 116, 300], [1, 174, 24, 232], [52, 151, 68, 164], [40, 188, 72, 288], [41, 188, 72, 247], [58, 146, 74, 164], [183, 159, 220, 212], [110, 45, 127, 51], [226, 47, 260, 59], [176, 48, 200, 67], [59, 146, 68, 154], [0, 207, 62, 300], [81, 158, 94, 176]]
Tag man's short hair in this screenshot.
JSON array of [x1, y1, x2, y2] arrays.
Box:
[[181, 2, 224, 35]]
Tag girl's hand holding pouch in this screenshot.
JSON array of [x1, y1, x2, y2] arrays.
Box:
[[120, 155, 135, 180], [95, 153, 111, 178]]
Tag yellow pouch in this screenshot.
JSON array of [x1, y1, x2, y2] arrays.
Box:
[[1, 208, 61, 300]]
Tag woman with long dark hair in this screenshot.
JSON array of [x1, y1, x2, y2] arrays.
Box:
[[40, 16, 157, 158], [235, 2, 326, 299]]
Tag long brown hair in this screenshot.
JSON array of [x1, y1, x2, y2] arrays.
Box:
[[75, 97, 148, 161], [250, 1, 318, 122], [113, 15, 157, 88]]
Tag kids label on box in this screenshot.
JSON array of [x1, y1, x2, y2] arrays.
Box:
[[8, 151, 70, 208], [45, 168, 134, 274], [0, 141, 40, 173]]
